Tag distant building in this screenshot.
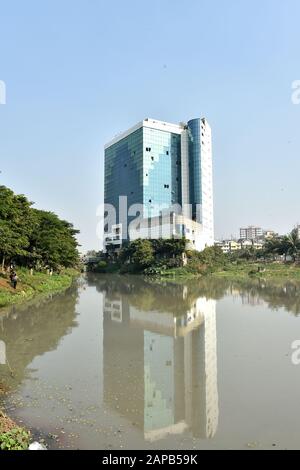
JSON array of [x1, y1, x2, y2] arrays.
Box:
[[264, 230, 277, 240], [240, 226, 263, 240], [241, 239, 264, 250], [215, 240, 240, 254], [252, 240, 264, 250], [297, 225, 300, 238], [215, 239, 264, 254]]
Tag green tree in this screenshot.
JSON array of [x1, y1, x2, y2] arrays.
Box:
[[281, 229, 300, 261], [30, 210, 80, 269], [264, 229, 300, 262], [197, 245, 226, 265], [152, 238, 187, 258], [0, 186, 80, 271], [120, 239, 154, 271], [0, 186, 35, 270]]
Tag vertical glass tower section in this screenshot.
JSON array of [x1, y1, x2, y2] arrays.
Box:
[[104, 127, 144, 230], [143, 127, 182, 218], [188, 118, 214, 246]]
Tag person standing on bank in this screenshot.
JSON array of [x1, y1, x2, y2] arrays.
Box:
[[9, 270, 14, 284], [12, 272, 18, 289]]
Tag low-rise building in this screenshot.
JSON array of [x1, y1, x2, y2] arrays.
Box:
[[264, 230, 277, 240], [215, 240, 241, 254], [216, 239, 264, 253], [252, 240, 264, 250]]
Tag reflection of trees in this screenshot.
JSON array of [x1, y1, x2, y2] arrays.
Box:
[[0, 286, 79, 389], [226, 278, 300, 316], [87, 273, 300, 317], [88, 274, 203, 316]]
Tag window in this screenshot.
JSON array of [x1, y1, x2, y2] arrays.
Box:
[[149, 199, 152, 203], [164, 184, 169, 189], [151, 156, 154, 161], [166, 150, 169, 155]]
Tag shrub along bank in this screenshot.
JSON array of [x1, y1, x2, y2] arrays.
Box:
[[88, 239, 300, 280]]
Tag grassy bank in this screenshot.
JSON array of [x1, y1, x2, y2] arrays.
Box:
[[0, 384, 31, 450], [140, 263, 300, 280], [0, 412, 30, 450], [92, 258, 300, 281], [211, 262, 300, 281], [0, 268, 79, 309], [0, 268, 79, 449]]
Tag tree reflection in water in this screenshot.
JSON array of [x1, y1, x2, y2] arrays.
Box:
[[0, 286, 79, 389]]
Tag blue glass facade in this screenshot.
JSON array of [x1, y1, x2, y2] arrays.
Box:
[[143, 127, 182, 218], [104, 127, 143, 227], [187, 118, 202, 220], [104, 125, 182, 236]]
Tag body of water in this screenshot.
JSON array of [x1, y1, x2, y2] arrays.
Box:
[[1, 274, 300, 450]]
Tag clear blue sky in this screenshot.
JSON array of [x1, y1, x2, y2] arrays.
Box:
[[0, 0, 299, 251]]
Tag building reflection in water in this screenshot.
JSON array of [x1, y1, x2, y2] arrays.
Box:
[[102, 278, 218, 442]]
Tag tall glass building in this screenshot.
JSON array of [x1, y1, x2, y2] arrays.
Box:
[[104, 118, 214, 251]]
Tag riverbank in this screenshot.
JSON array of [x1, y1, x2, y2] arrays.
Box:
[[0, 385, 31, 450], [92, 260, 300, 281], [0, 268, 79, 309], [158, 263, 300, 280], [211, 262, 300, 281], [0, 269, 80, 450]]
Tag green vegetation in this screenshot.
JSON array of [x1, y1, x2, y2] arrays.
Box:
[[88, 238, 187, 274], [90, 239, 227, 277], [119, 238, 187, 272], [0, 426, 31, 451], [0, 185, 80, 309], [263, 228, 300, 261], [213, 262, 300, 280], [89, 229, 300, 280], [0, 185, 80, 271], [0, 268, 78, 308], [0, 403, 31, 451]]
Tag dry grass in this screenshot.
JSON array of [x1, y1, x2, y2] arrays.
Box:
[[0, 410, 16, 434]]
